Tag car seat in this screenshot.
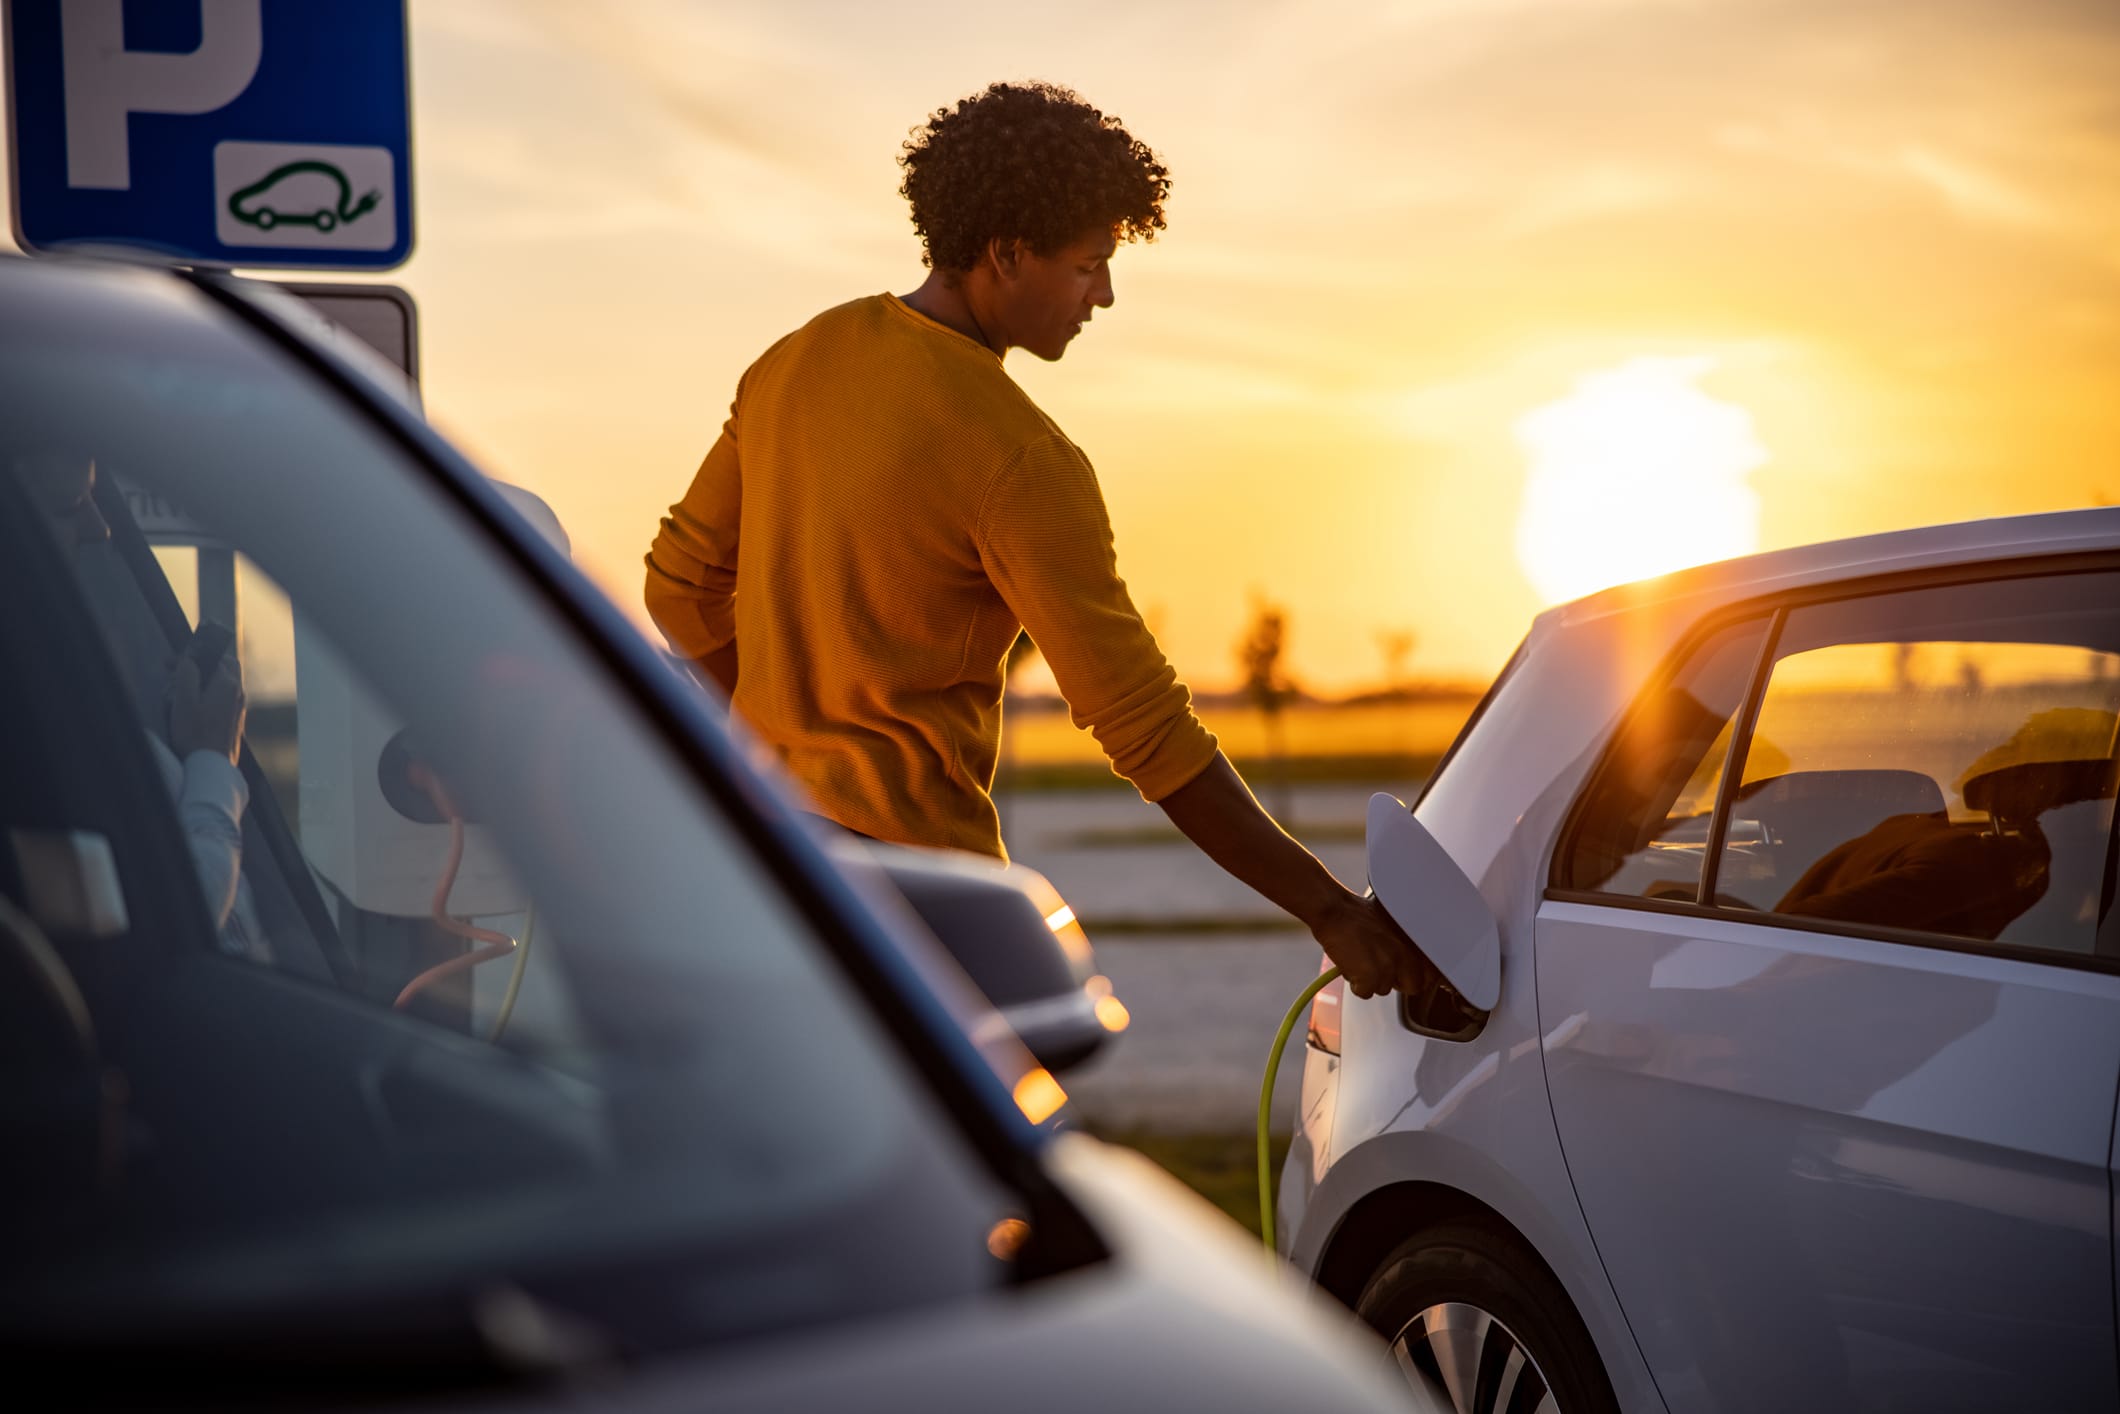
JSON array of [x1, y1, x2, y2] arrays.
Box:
[[1731, 769, 1949, 903]]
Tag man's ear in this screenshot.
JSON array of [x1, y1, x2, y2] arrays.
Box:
[[984, 236, 1030, 283]]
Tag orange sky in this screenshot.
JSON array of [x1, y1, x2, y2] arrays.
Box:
[[6, 0, 2118, 690]]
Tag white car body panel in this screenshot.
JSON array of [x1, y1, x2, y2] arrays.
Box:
[[1540, 900, 2120, 1409]]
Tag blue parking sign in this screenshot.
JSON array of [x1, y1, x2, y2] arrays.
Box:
[[5, 0, 412, 269]]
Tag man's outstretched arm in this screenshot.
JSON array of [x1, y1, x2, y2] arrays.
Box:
[[1158, 752, 1431, 1000], [977, 438, 1431, 999]]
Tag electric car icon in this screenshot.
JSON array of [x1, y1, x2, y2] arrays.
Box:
[[1292, 509, 2120, 1412], [226, 160, 380, 233]]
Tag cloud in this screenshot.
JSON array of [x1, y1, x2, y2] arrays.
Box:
[[411, 1, 902, 271], [1499, 163, 1684, 237], [1717, 120, 2067, 236], [377, 0, 2119, 683], [1897, 147, 2054, 231]]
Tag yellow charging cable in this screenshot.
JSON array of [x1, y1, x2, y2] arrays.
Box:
[[1258, 965, 1340, 1254]]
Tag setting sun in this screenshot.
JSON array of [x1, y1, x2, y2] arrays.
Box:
[[1514, 356, 1768, 606], [5, 0, 2109, 690]]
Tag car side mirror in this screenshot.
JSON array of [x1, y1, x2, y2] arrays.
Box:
[[865, 844, 1124, 1075], [1367, 793, 1501, 1013]]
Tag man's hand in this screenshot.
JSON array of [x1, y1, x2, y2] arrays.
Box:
[[1157, 753, 1435, 1000], [1309, 890, 1431, 1000], [168, 654, 246, 766]]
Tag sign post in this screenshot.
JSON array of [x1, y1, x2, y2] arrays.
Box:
[[4, 0, 413, 269], [276, 281, 421, 387]]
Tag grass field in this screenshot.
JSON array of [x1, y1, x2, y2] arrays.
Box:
[[1088, 1127, 1292, 1239], [1007, 698, 1477, 763], [1000, 697, 1476, 791]]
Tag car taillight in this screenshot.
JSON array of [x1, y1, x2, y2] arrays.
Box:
[[1306, 955, 1344, 1055]]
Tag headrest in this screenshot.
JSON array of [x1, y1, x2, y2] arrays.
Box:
[[1737, 769, 1947, 820], [1958, 709, 2119, 814]]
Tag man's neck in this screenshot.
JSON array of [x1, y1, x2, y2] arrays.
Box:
[[900, 271, 1004, 356]]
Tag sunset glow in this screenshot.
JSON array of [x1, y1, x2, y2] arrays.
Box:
[[1514, 357, 1767, 605], [3, 0, 2114, 691]]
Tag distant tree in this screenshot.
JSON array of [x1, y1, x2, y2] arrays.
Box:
[[1891, 641, 1919, 693], [1375, 628, 1417, 694], [1238, 597, 1296, 820]]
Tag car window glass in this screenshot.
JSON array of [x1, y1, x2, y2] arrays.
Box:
[[1554, 618, 1768, 900], [0, 271, 1012, 1356], [1713, 574, 2120, 957]]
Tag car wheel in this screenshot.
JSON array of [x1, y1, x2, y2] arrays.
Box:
[[1355, 1221, 1617, 1414], [255, 209, 276, 229], [315, 209, 336, 231]]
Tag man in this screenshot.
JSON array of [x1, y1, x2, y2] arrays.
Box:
[[646, 81, 1426, 999]]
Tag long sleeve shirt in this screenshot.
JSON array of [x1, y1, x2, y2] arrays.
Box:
[[645, 293, 1217, 859]]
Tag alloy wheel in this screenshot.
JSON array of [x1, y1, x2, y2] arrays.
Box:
[[1390, 1300, 1562, 1414]]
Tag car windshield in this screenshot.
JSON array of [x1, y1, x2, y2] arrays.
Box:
[[0, 262, 1013, 1362]]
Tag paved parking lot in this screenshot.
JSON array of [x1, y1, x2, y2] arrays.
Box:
[[1001, 781, 1421, 1131], [1058, 932, 1323, 1130]]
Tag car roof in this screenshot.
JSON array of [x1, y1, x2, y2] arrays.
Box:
[[1542, 505, 2120, 634]]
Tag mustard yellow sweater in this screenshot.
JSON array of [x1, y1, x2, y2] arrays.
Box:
[[645, 293, 1217, 859]]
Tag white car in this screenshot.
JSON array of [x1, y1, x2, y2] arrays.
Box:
[[1284, 509, 2120, 1413]]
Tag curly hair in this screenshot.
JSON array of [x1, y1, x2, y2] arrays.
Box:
[[898, 81, 1171, 273]]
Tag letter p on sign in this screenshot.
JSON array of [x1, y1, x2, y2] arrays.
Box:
[[62, 0, 262, 189]]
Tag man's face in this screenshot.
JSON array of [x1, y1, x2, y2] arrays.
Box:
[[997, 227, 1117, 362]]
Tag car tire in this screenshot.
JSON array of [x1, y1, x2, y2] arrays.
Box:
[[255, 209, 276, 229], [1355, 1220, 1618, 1414]]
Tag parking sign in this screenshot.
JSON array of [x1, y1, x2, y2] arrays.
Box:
[[5, 0, 411, 269]]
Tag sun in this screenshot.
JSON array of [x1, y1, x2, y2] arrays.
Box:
[[1514, 355, 1767, 605]]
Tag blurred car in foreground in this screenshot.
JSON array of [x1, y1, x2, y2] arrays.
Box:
[[0, 253, 1406, 1411], [1289, 505, 2120, 1411]]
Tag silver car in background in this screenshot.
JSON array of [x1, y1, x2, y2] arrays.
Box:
[[1285, 508, 2120, 1412], [0, 253, 1408, 1412]]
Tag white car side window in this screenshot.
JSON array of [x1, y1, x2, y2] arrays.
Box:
[[1715, 573, 2120, 957]]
